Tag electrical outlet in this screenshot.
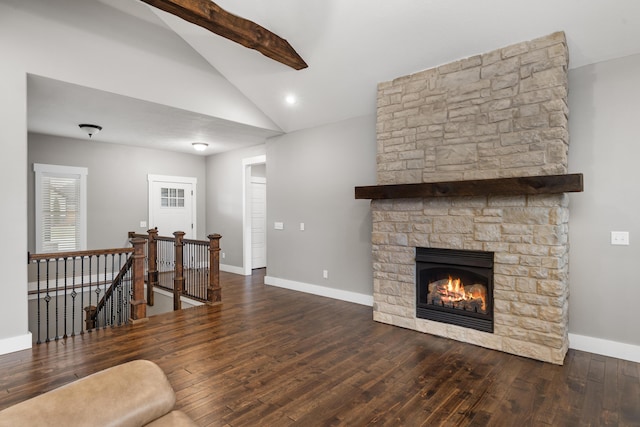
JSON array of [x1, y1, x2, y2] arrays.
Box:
[[222, 252, 226, 259], [300, 222, 305, 231], [323, 269, 328, 279], [611, 231, 630, 245], [274, 222, 284, 230], [140, 221, 147, 228]]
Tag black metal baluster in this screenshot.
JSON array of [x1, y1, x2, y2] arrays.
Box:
[[36, 260, 41, 344], [88, 255, 93, 332], [55, 258, 59, 340], [109, 254, 115, 327], [45, 259, 51, 343], [71, 256, 77, 337], [63, 256, 68, 339], [80, 256, 85, 334], [116, 254, 122, 326], [96, 255, 102, 329]]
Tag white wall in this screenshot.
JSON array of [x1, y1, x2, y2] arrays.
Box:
[[206, 144, 267, 270], [28, 133, 208, 250], [568, 54, 640, 356], [0, 67, 31, 353], [264, 115, 377, 305], [0, 0, 276, 354], [0, 0, 279, 132]]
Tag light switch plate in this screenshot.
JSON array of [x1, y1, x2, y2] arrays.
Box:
[[611, 231, 629, 245]]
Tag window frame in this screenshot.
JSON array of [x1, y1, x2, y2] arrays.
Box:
[[34, 163, 88, 254]]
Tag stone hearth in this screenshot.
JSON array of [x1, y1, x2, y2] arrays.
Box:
[[370, 32, 571, 364]]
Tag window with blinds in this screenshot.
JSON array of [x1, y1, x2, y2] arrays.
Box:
[[34, 164, 88, 253]]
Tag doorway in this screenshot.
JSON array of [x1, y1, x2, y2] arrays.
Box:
[[242, 155, 266, 275]]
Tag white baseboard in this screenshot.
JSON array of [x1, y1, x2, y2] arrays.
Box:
[[264, 276, 373, 307], [569, 333, 640, 363], [220, 264, 247, 275], [0, 332, 32, 355], [144, 285, 204, 306]]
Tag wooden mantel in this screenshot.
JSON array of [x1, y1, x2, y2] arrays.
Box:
[[355, 173, 583, 200]]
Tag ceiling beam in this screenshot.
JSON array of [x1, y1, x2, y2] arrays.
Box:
[[140, 0, 308, 70]]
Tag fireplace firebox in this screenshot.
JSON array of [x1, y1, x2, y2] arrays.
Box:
[[416, 247, 494, 333]]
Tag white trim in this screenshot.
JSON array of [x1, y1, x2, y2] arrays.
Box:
[[220, 263, 246, 275], [145, 285, 204, 306], [242, 155, 266, 276], [264, 276, 374, 307], [148, 174, 197, 238], [34, 163, 88, 253], [569, 333, 640, 363], [0, 333, 32, 355]]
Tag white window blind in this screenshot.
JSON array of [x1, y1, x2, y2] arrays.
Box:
[[34, 164, 88, 253]]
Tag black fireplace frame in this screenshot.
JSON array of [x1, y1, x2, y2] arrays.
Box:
[[416, 247, 494, 333]]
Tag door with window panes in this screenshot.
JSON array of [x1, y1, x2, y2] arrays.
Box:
[[149, 180, 194, 239]]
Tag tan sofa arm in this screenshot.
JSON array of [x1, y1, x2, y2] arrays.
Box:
[[0, 360, 189, 427]]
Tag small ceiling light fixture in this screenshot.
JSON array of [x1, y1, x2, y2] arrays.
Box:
[[78, 124, 102, 138], [192, 142, 209, 152], [285, 94, 297, 105]]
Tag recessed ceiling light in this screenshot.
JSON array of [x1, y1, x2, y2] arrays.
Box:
[[285, 94, 297, 105]]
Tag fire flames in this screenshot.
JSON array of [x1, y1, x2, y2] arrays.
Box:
[[430, 276, 487, 312]]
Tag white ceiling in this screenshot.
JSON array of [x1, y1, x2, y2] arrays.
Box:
[[27, 0, 640, 154]]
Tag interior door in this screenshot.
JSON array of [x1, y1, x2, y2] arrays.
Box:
[[149, 178, 195, 239], [251, 177, 266, 269]]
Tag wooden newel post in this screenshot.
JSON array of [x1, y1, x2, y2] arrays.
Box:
[[207, 234, 222, 304], [84, 305, 97, 331], [147, 228, 158, 306], [173, 231, 185, 311], [129, 237, 148, 324]]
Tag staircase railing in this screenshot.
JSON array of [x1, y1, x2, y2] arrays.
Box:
[[27, 237, 147, 344], [128, 229, 221, 310], [89, 254, 133, 331], [28, 230, 221, 344]]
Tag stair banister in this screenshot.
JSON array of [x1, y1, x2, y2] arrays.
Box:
[[147, 228, 159, 306], [173, 231, 185, 310], [129, 237, 147, 323], [208, 234, 222, 304]]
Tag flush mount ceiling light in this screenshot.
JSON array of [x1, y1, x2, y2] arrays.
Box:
[[78, 124, 102, 138], [192, 142, 209, 152], [285, 94, 297, 105]]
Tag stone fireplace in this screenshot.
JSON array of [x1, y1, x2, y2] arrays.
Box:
[[358, 32, 581, 364]]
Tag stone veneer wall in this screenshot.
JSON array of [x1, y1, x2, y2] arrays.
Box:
[[371, 32, 571, 364]]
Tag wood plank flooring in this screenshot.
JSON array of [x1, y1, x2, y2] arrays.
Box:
[[1, 269, 639, 426]]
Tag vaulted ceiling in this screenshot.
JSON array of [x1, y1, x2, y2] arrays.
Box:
[[27, 0, 640, 154]]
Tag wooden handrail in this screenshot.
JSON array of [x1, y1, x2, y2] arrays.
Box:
[[129, 229, 223, 308], [29, 247, 134, 262]]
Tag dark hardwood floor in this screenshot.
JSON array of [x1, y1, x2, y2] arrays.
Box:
[[1, 269, 639, 426]]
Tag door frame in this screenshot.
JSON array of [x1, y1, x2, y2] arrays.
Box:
[[250, 175, 267, 269], [148, 174, 197, 238], [242, 155, 266, 276]]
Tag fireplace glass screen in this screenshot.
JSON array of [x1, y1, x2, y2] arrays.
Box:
[[416, 247, 494, 333]]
